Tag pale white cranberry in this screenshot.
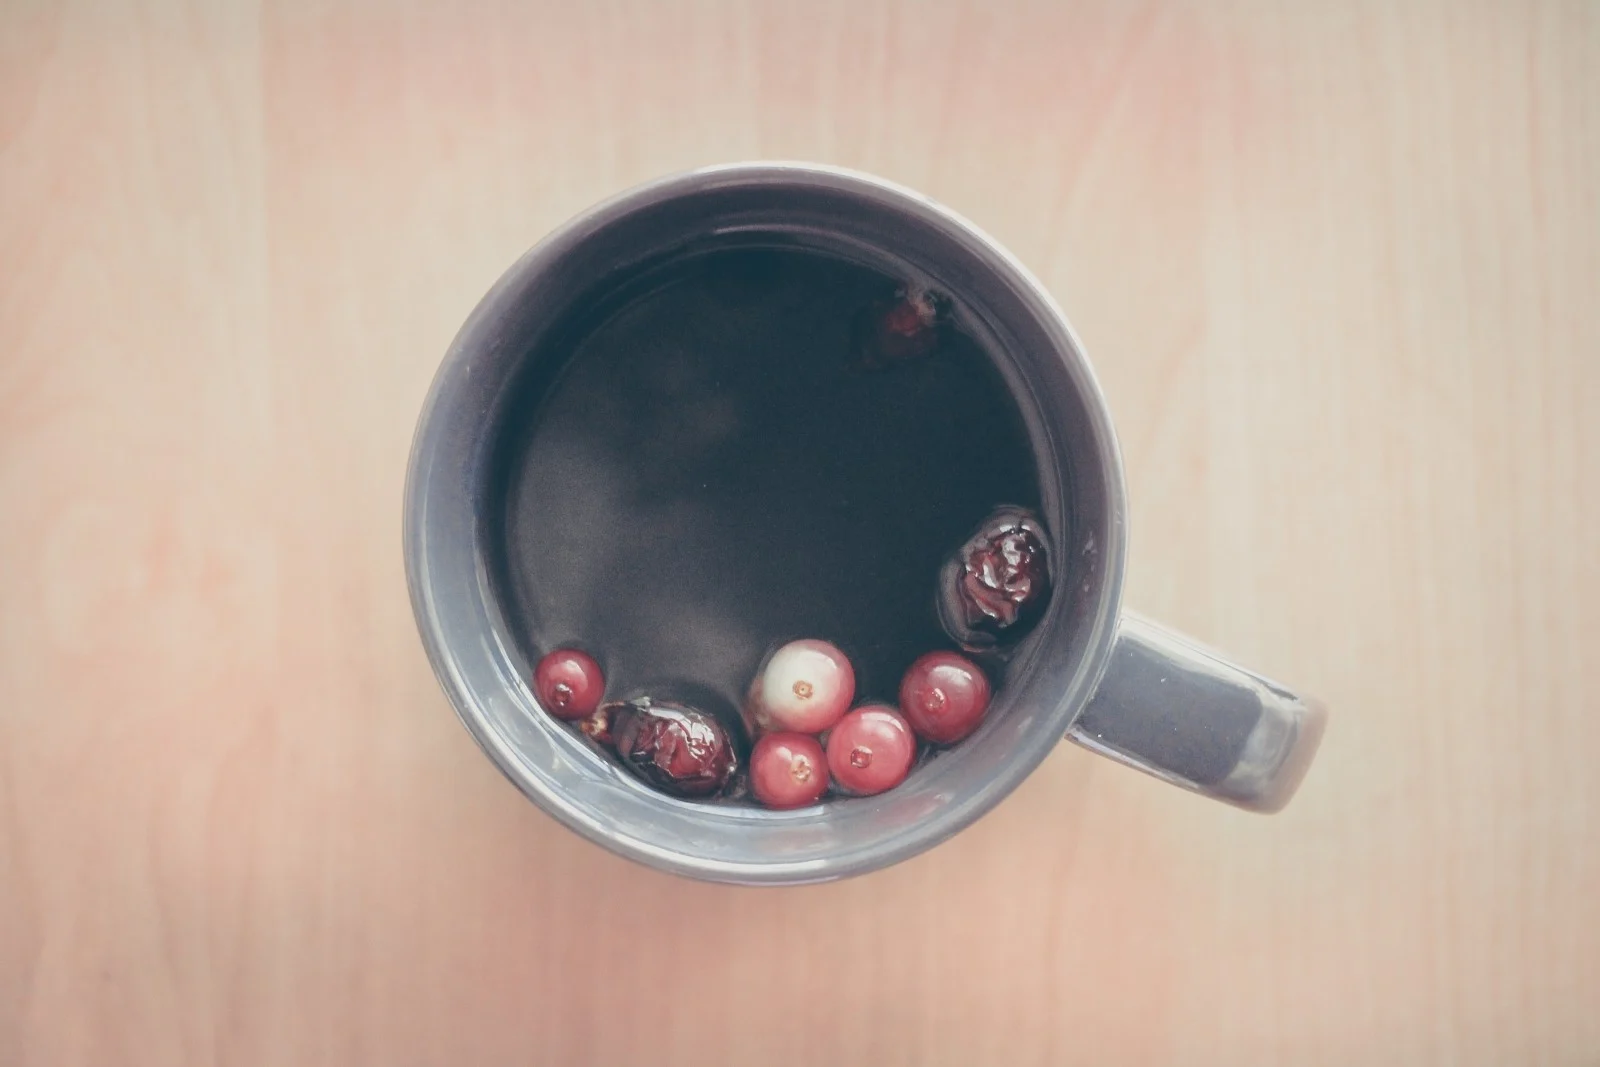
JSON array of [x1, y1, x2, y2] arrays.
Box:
[[748, 639, 855, 734]]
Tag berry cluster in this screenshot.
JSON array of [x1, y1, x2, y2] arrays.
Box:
[[531, 504, 1052, 809]]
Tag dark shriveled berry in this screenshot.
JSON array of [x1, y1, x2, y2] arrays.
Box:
[[579, 702, 615, 748], [938, 506, 1052, 654], [849, 286, 950, 370], [607, 697, 739, 799]]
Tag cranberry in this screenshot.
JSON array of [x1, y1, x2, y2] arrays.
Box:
[[899, 651, 992, 744], [938, 507, 1051, 654], [851, 286, 949, 370], [826, 704, 916, 795], [746, 639, 855, 734], [533, 648, 606, 720], [609, 697, 738, 798], [750, 732, 829, 809]]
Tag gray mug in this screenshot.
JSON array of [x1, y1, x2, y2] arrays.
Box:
[[404, 163, 1326, 885]]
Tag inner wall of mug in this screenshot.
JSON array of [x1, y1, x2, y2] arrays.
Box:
[[405, 166, 1126, 883]]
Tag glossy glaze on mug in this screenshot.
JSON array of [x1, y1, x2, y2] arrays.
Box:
[[405, 164, 1324, 885]]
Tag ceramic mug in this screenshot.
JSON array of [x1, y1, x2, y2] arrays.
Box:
[[404, 163, 1326, 885]]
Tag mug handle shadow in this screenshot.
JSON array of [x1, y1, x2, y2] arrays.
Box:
[[1066, 615, 1328, 813]]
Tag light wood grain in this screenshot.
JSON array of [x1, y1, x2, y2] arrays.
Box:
[[2, 1, 1597, 1063]]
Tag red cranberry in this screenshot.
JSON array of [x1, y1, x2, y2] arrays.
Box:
[[750, 732, 829, 809], [899, 651, 992, 744], [938, 507, 1051, 654], [533, 648, 606, 720], [826, 704, 916, 795], [610, 697, 738, 798], [851, 286, 949, 369], [746, 639, 855, 734]]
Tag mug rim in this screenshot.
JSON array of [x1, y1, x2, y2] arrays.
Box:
[[404, 162, 1129, 883]]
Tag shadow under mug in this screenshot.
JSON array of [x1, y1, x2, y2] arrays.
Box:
[[404, 163, 1327, 886]]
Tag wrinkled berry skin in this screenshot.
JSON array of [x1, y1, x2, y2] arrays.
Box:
[[608, 697, 739, 798], [850, 286, 949, 370], [938, 506, 1052, 654], [579, 703, 615, 747]]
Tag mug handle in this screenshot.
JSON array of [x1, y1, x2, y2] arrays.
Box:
[[1067, 615, 1327, 812]]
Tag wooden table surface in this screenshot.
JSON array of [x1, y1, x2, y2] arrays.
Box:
[[2, 2, 1596, 1064]]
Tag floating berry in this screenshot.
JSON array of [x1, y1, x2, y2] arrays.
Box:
[[899, 651, 992, 745], [850, 286, 949, 370], [938, 506, 1052, 654], [750, 732, 830, 809], [826, 704, 916, 795], [533, 648, 606, 720], [609, 696, 739, 798], [746, 639, 855, 734]]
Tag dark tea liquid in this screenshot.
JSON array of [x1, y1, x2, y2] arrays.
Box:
[[490, 245, 1042, 713]]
